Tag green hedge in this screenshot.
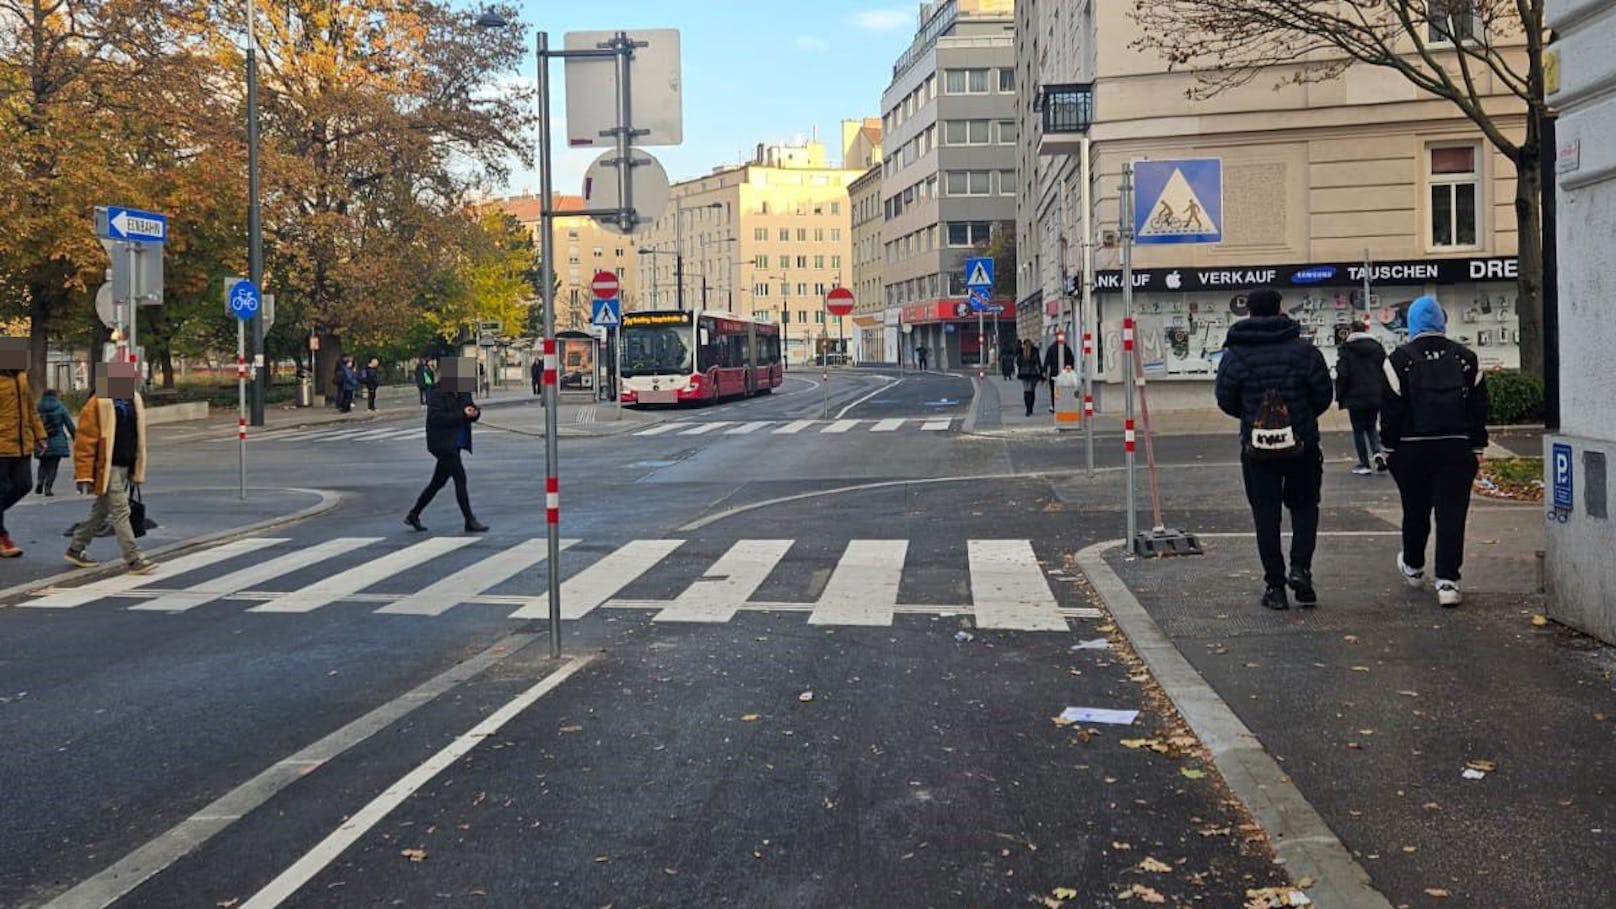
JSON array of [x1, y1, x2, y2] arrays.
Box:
[[1486, 369, 1544, 425]]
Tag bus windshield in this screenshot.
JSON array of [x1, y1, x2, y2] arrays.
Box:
[[621, 324, 692, 377]]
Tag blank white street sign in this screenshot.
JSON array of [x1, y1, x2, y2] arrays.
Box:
[[564, 29, 683, 148]]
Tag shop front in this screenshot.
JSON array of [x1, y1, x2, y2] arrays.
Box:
[[901, 297, 1018, 370]]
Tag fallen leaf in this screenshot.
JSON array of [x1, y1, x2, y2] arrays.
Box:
[[1180, 767, 1207, 780], [1350, 665, 1371, 672], [1402, 845, 1418, 853], [1296, 876, 1316, 889], [1097, 624, 1117, 633], [1052, 888, 1078, 900], [217, 901, 239, 909], [740, 714, 761, 722], [1343, 634, 1360, 644], [1424, 888, 1451, 898], [1118, 883, 1167, 903], [1138, 856, 1172, 873], [1111, 841, 1133, 850], [1466, 759, 1497, 772], [400, 848, 427, 863], [798, 691, 814, 702], [1397, 690, 1420, 698], [1531, 614, 1549, 626], [559, 725, 583, 734]]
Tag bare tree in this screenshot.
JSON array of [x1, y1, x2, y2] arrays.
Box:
[[1130, 0, 1549, 377]]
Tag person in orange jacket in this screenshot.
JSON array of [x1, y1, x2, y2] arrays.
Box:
[[64, 361, 157, 574], [0, 338, 48, 557]]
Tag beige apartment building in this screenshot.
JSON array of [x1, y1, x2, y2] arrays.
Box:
[[634, 139, 864, 365], [1022, 1, 1529, 410], [500, 193, 641, 331], [849, 164, 886, 362]]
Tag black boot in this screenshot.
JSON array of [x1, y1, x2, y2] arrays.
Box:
[[1261, 585, 1290, 611], [1287, 568, 1318, 607], [463, 519, 489, 533], [404, 512, 427, 532]]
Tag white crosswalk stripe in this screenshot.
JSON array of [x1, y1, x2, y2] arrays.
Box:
[[870, 418, 906, 432], [724, 422, 772, 435], [632, 418, 956, 438], [679, 421, 734, 435], [773, 420, 816, 435], [14, 537, 1095, 630], [821, 419, 860, 434]]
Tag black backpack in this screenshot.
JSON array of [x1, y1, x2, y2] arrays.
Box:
[[1245, 388, 1305, 460], [1402, 343, 1470, 437]]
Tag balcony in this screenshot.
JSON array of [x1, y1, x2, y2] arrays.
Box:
[[1035, 82, 1093, 157]]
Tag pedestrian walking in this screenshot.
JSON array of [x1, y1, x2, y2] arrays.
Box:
[[404, 357, 488, 534], [1214, 288, 1333, 611], [1334, 321, 1388, 475], [361, 357, 382, 411], [478, 361, 491, 398], [0, 338, 47, 558], [334, 357, 359, 413], [999, 339, 1016, 381], [916, 344, 929, 371], [35, 387, 75, 496], [1015, 339, 1044, 417], [414, 357, 434, 406], [530, 358, 542, 395], [1043, 335, 1077, 414], [1381, 295, 1489, 608], [63, 362, 157, 574]]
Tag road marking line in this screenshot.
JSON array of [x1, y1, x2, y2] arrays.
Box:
[[343, 428, 412, 441], [821, 419, 860, 433], [870, 418, 906, 432], [39, 631, 547, 909], [239, 654, 594, 909], [510, 538, 685, 620], [652, 539, 793, 623], [808, 540, 907, 627], [921, 419, 951, 431], [376, 538, 578, 616], [249, 537, 476, 613], [636, 422, 690, 436], [773, 420, 816, 434], [967, 540, 1068, 631], [833, 377, 902, 419], [23, 538, 287, 610], [725, 421, 772, 434], [680, 421, 734, 435], [130, 538, 383, 613]]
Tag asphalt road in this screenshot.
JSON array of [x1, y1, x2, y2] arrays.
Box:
[[4, 369, 1304, 908]]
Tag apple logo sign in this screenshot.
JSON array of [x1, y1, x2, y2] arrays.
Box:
[[1165, 270, 1183, 290]]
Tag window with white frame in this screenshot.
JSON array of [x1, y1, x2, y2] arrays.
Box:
[[946, 221, 992, 247], [945, 171, 993, 196], [998, 68, 1014, 92], [1429, 144, 1480, 248], [1427, 0, 1479, 42]]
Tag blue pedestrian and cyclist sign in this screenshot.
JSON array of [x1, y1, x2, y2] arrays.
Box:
[[228, 279, 261, 321], [591, 297, 621, 327], [1134, 158, 1223, 245]]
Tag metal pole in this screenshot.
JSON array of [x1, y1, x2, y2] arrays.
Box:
[[1362, 247, 1373, 320], [126, 244, 139, 366], [537, 31, 563, 660], [238, 319, 247, 501], [674, 199, 685, 311], [1081, 135, 1095, 477], [247, 0, 266, 426], [1121, 162, 1137, 549]]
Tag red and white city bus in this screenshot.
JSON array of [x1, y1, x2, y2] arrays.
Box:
[[619, 310, 783, 405]]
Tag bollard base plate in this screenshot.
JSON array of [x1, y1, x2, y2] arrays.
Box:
[[1132, 528, 1203, 559]]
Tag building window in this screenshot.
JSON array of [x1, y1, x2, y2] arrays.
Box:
[[779, 255, 790, 269], [1427, 0, 1479, 42], [996, 120, 1016, 144], [779, 228, 790, 242], [831, 229, 842, 241], [998, 170, 1016, 196], [796, 283, 808, 296], [1429, 144, 1479, 249], [815, 310, 826, 324], [945, 69, 966, 94], [945, 171, 993, 196], [815, 255, 825, 269], [754, 283, 769, 297], [998, 68, 1015, 92], [831, 255, 841, 269], [798, 310, 809, 323], [796, 255, 808, 268], [754, 254, 769, 269], [754, 228, 767, 241], [946, 221, 992, 247]]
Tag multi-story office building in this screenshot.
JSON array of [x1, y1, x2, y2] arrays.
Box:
[[1022, 1, 1528, 410], [880, 0, 1017, 370], [499, 193, 641, 330], [849, 164, 886, 363], [635, 138, 864, 365]]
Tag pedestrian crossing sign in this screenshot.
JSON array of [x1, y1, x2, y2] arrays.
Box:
[[1134, 158, 1222, 245], [591, 297, 621, 327], [964, 257, 994, 289]]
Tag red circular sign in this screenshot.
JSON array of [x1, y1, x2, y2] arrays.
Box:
[[825, 286, 855, 317], [591, 271, 620, 299]]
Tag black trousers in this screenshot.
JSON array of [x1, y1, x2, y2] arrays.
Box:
[[532, 376, 542, 395], [1389, 442, 1478, 583], [1241, 446, 1323, 588], [412, 450, 473, 520], [418, 386, 429, 405], [366, 385, 378, 410], [36, 455, 61, 493], [0, 456, 32, 534]]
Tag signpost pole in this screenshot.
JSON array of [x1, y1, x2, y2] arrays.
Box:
[[537, 30, 564, 660], [247, 0, 266, 427], [126, 244, 140, 367], [1081, 134, 1095, 478], [1121, 162, 1137, 550], [238, 319, 247, 501]]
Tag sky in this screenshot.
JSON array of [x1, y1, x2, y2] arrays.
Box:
[[492, 0, 921, 197]]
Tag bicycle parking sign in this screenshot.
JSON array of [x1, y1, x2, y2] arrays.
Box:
[[1134, 158, 1222, 245]]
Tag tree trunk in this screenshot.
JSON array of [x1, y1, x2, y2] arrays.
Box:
[[1514, 154, 1545, 380], [160, 350, 175, 388]]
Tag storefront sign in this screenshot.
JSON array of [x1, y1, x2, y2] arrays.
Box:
[[902, 298, 1016, 324], [1094, 256, 1518, 294]]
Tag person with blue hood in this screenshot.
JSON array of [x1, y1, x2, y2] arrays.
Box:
[[1215, 288, 1334, 611], [1380, 295, 1489, 608]]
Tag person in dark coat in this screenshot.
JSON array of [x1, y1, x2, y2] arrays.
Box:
[[530, 359, 543, 395], [1380, 295, 1489, 608], [1043, 337, 1077, 414], [361, 357, 382, 411], [414, 357, 434, 406], [1214, 288, 1334, 611], [405, 356, 488, 534], [916, 344, 928, 371], [35, 388, 75, 496], [998, 340, 1016, 381], [1334, 322, 1387, 475], [1015, 339, 1044, 417]]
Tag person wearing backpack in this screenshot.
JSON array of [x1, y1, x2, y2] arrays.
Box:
[[1214, 288, 1334, 610], [1380, 295, 1489, 607], [1334, 321, 1388, 475]]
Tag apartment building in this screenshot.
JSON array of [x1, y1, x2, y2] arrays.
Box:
[[880, 0, 1018, 370], [634, 138, 864, 365], [1021, 0, 1528, 410], [499, 193, 641, 331], [849, 164, 887, 362]]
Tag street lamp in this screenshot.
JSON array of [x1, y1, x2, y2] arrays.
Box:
[[245, 0, 266, 426], [637, 246, 671, 310], [769, 273, 791, 365]]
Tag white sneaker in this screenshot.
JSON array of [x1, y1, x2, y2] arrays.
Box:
[[1397, 553, 1425, 588], [1436, 580, 1462, 608], [1352, 465, 1374, 476]]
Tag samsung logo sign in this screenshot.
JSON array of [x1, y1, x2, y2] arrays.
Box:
[[1291, 267, 1337, 285]]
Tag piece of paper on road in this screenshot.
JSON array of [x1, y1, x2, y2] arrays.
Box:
[[1058, 707, 1140, 726]]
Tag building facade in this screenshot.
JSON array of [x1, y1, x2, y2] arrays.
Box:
[[500, 193, 641, 330], [634, 139, 863, 365], [880, 0, 1018, 371], [1544, 0, 1616, 644], [1023, 2, 1529, 411], [849, 164, 887, 363]]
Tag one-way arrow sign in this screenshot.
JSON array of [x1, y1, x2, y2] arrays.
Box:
[[96, 206, 168, 243]]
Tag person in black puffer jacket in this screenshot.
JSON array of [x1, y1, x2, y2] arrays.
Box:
[[1334, 322, 1388, 475], [1214, 288, 1334, 611]]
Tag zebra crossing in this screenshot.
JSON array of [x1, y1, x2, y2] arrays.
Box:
[[10, 537, 1097, 631], [633, 418, 955, 438], [201, 423, 512, 446]]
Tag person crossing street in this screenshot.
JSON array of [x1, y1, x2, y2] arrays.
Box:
[[64, 362, 157, 574], [0, 338, 47, 557], [405, 357, 488, 534]]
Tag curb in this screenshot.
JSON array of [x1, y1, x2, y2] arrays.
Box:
[[1073, 541, 1395, 909], [0, 487, 344, 603]]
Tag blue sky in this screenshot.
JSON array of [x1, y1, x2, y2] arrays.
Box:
[[494, 1, 919, 196]]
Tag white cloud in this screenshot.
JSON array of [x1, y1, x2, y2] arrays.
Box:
[[849, 7, 913, 32], [794, 35, 830, 52]]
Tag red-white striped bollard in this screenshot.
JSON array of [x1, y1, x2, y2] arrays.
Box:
[[1122, 318, 1136, 453]]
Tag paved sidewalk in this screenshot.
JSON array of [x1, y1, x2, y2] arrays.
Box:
[[1079, 501, 1616, 907], [0, 485, 336, 599]]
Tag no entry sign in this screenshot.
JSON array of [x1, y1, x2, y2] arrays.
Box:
[[592, 271, 620, 299], [825, 286, 855, 317]]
